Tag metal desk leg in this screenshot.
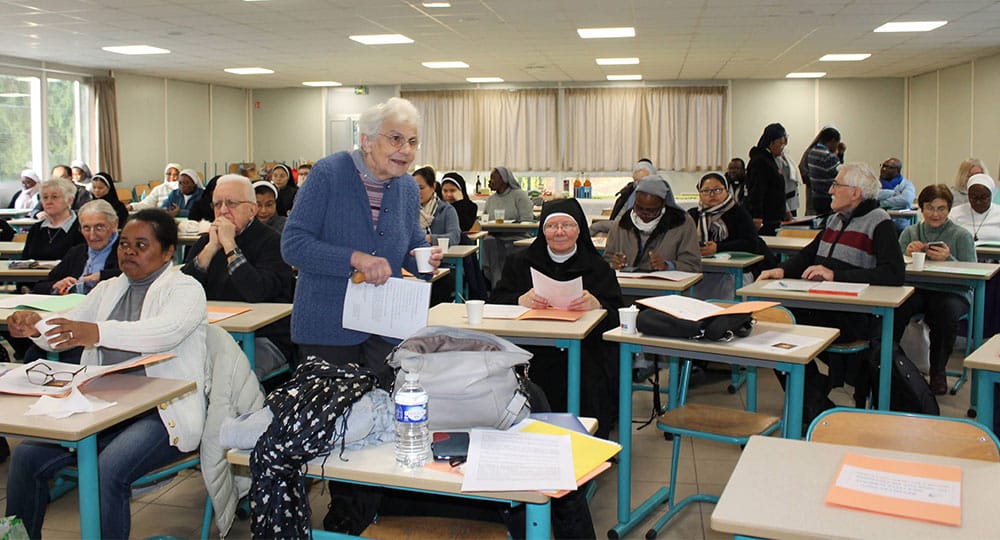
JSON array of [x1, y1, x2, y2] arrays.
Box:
[[974, 369, 997, 429], [72, 434, 101, 540], [452, 258, 465, 303], [782, 362, 805, 439], [876, 307, 894, 411], [524, 501, 551, 540], [556, 339, 581, 415], [230, 331, 256, 371], [732, 267, 744, 291]]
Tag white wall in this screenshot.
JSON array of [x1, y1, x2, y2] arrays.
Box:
[[250, 87, 325, 165], [906, 50, 1000, 192], [115, 72, 249, 187]]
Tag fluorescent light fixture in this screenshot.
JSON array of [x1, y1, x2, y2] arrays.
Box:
[[786, 72, 826, 78], [422, 2, 451, 7], [422, 61, 469, 69], [224, 67, 274, 75], [577, 27, 635, 39], [349, 34, 414, 45], [466, 77, 504, 83], [102, 45, 170, 55], [302, 81, 342, 87], [820, 53, 871, 62], [874, 21, 947, 32], [607, 74, 642, 81], [596, 57, 640, 65]]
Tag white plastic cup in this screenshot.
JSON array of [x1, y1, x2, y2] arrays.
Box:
[[466, 300, 485, 325], [911, 251, 926, 271], [494, 208, 505, 223], [414, 247, 434, 273], [619, 306, 640, 335], [437, 237, 450, 252]]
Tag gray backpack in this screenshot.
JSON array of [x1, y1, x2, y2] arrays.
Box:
[[387, 326, 532, 430]]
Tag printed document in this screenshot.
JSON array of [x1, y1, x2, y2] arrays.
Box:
[[530, 268, 582, 309], [461, 429, 576, 492], [343, 277, 430, 340]]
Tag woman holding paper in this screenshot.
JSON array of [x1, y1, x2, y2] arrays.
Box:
[[491, 197, 623, 438], [895, 184, 975, 394], [5, 209, 208, 540]]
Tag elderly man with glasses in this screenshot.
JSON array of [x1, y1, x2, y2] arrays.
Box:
[[876, 157, 917, 231], [759, 163, 905, 424]]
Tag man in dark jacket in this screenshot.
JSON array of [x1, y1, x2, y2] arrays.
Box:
[[747, 123, 790, 235]]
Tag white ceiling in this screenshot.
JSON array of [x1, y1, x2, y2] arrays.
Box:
[[2, 0, 1000, 88]]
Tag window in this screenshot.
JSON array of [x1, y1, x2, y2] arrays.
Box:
[[0, 74, 36, 182]]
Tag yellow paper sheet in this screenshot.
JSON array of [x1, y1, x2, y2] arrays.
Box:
[[518, 420, 621, 480]]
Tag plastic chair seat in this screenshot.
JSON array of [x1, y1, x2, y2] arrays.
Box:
[[657, 403, 779, 439], [826, 339, 869, 354]]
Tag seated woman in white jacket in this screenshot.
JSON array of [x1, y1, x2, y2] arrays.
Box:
[[5, 209, 208, 540]]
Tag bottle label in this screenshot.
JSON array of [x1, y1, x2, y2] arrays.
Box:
[[395, 402, 427, 423]]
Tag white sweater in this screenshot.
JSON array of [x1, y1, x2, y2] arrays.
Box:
[[132, 181, 178, 210], [950, 202, 1000, 243], [33, 267, 208, 451]]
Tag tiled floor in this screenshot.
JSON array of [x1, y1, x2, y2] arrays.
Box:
[[0, 348, 977, 539]]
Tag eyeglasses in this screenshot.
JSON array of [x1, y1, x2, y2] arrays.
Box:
[[80, 224, 109, 234], [831, 181, 856, 190], [211, 199, 254, 211], [699, 187, 726, 195], [543, 222, 579, 232], [26, 362, 87, 387], [379, 132, 420, 150], [922, 204, 950, 214]]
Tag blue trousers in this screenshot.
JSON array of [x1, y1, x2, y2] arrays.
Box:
[[5, 410, 184, 539]]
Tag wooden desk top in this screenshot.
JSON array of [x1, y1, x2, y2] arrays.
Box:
[[0, 208, 32, 218], [963, 334, 1000, 371], [617, 273, 702, 293], [466, 231, 489, 241], [208, 301, 292, 333], [977, 244, 1000, 258], [428, 302, 607, 341], [443, 245, 479, 258], [603, 322, 838, 366], [0, 374, 195, 442], [888, 208, 919, 217], [906, 261, 1000, 281], [711, 436, 1000, 539], [178, 234, 203, 245], [0, 241, 25, 255], [403, 267, 450, 283], [701, 253, 763, 269], [761, 235, 812, 252], [8, 218, 40, 227], [0, 260, 56, 278], [227, 437, 550, 505], [738, 279, 914, 308]]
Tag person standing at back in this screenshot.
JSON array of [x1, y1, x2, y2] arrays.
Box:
[[806, 127, 842, 215], [747, 123, 789, 236]]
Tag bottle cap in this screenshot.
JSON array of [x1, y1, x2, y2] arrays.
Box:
[[404, 371, 419, 382]]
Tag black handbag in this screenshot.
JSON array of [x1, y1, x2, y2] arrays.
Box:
[[636, 308, 754, 341]]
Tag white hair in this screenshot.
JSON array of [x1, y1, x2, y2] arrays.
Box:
[[215, 174, 255, 200], [41, 177, 77, 203], [837, 162, 880, 200], [78, 199, 119, 225], [358, 97, 420, 139]]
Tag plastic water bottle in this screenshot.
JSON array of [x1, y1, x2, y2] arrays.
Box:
[[394, 372, 431, 468]]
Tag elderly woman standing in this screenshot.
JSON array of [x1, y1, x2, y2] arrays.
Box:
[[6, 209, 208, 539], [281, 96, 442, 534], [22, 177, 85, 261]]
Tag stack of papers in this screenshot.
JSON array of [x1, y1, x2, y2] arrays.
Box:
[[530, 269, 582, 309], [616, 270, 700, 281], [207, 305, 252, 323], [762, 279, 869, 296], [0, 293, 86, 312], [637, 295, 777, 322]]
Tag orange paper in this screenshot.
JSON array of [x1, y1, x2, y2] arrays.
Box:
[[207, 306, 252, 323], [825, 452, 962, 526], [517, 309, 587, 322]]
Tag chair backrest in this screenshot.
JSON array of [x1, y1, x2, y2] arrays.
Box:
[[776, 228, 820, 239], [149, 179, 163, 188], [134, 184, 150, 200], [116, 187, 133, 202], [807, 408, 1000, 462]]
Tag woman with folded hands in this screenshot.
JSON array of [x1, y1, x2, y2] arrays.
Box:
[[5, 209, 208, 540]]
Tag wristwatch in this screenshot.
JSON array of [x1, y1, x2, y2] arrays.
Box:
[[225, 247, 242, 259]]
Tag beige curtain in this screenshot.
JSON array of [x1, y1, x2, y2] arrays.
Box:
[[645, 86, 726, 172], [402, 89, 558, 171], [564, 88, 645, 171], [93, 77, 122, 182]]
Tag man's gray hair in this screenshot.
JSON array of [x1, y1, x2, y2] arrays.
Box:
[[632, 161, 657, 177], [216, 174, 255, 200], [358, 97, 420, 139], [41, 177, 77, 204], [78, 199, 118, 225], [838, 162, 880, 200]]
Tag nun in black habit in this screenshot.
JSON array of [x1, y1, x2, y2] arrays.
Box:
[[490, 197, 624, 438]]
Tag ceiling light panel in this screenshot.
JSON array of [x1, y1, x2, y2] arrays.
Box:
[[349, 34, 414, 45], [422, 2, 451, 7], [820, 54, 871, 62], [874, 21, 947, 33], [607, 74, 642, 81], [577, 27, 635, 39], [422, 61, 469, 69], [786, 72, 826, 78], [302, 81, 342, 87], [596, 57, 640, 65], [466, 77, 503, 83], [102, 45, 170, 55], [224, 67, 274, 75]]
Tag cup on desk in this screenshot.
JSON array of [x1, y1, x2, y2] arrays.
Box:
[[911, 251, 926, 271], [466, 300, 485, 325], [494, 209, 505, 224], [414, 247, 434, 273], [437, 237, 450, 252], [619, 305, 639, 335]]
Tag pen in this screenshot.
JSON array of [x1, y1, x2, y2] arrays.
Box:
[[778, 281, 788, 289]]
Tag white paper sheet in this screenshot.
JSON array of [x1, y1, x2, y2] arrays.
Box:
[[461, 429, 576, 492], [529, 268, 583, 309], [761, 279, 817, 291], [835, 463, 961, 507], [726, 330, 825, 354], [809, 281, 869, 295], [636, 295, 723, 321], [342, 277, 431, 340], [616, 270, 700, 281], [25, 387, 117, 419], [483, 305, 530, 319]]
